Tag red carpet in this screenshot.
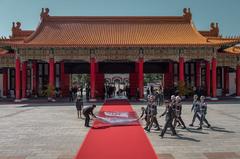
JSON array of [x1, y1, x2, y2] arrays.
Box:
[[75, 99, 158, 159]]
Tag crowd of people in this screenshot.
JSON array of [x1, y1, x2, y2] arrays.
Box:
[[139, 94, 211, 138], [69, 86, 91, 102], [146, 85, 164, 106]]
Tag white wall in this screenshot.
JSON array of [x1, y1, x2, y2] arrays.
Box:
[[229, 72, 236, 95], [0, 74, 3, 97]]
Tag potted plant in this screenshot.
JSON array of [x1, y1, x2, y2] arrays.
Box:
[[46, 84, 56, 102], [177, 81, 189, 99]]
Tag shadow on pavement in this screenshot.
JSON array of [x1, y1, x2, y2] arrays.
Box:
[[164, 134, 201, 142], [208, 126, 235, 133]]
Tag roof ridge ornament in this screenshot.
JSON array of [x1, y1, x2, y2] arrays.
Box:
[[40, 8, 50, 21], [210, 22, 219, 37], [183, 8, 192, 21], [11, 22, 22, 38]]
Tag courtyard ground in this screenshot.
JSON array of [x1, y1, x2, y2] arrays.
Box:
[[0, 100, 239, 159]]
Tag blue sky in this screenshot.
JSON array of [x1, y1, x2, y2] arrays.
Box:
[[0, 0, 239, 37]]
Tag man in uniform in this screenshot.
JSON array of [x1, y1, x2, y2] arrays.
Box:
[[197, 96, 211, 130], [144, 95, 160, 132], [82, 105, 97, 127], [159, 100, 177, 138], [189, 95, 201, 126], [174, 96, 186, 129]]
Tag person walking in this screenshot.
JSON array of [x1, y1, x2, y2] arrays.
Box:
[[145, 95, 160, 132], [197, 96, 211, 130], [189, 95, 201, 126], [159, 100, 177, 138], [173, 96, 186, 129]]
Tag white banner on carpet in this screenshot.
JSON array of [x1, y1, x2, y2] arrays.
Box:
[[104, 112, 129, 118], [96, 116, 138, 125]]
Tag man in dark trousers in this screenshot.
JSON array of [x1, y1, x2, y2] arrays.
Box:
[[197, 96, 211, 130], [82, 105, 97, 127], [76, 95, 83, 119], [159, 100, 177, 138], [145, 95, 160, 132], [173, 96, 186, 129], [189, 95, 201, 126]]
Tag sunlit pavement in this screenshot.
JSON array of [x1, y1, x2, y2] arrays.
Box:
[[0, 100, 240, 159]]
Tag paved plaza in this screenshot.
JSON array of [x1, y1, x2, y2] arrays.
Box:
[[0, 100, 240, 159]]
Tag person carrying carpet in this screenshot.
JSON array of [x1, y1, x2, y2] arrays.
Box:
[[82, 105, 97, 127]]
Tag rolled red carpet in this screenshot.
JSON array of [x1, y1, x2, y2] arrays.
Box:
[[75, 100, 158, 159]]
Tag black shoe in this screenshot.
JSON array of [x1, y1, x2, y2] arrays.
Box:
[[171, 133, 177, 136], [181, 126, 186, 129], [189, 124, 193, 127], [85, 125, 91, 128], [207, 124, 211, 128], [144, 128, 150, 132], [197, 127, 202, 130], [159, 134, 163, 138]]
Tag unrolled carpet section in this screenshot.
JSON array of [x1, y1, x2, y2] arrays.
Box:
[[75, 99, 158, 159]]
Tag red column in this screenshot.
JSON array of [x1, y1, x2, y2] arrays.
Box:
[[32, 61, 37, 96], [21, 61, 27, 98], [3, 68, 8, 97], [179, 57, 185, 82], [164, 62, 173, 90], [138, 58, 144, 99], [206, 61, 211, 97], [60, 61, 65, 96], [15, 57, 21, 100], [212, 57, 217, 98], [236, 65, 240, 96], [49, 58, 55, 97], [223, 67, 229, 95], [196, 61, 201, 88], [90, 57, 96, 99], [168, 62, 173, 85]]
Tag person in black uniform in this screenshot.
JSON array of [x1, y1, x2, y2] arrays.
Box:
[[76, 95, 83, 119], [189, 95, 201, 126], [197, 96, 211, 130], [159, 100, 177, 138], [144, 95, 151, 130], [174, 96, 186, 129], [139, 107, 147, 122], [144, 95, 160, 132], [146, 95, 160, 132], [82, 105, 97, 127]]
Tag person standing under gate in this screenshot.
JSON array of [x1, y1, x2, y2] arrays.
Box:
[[76, 89, 83, 119]]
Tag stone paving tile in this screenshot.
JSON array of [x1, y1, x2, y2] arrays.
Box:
[[132, 103, 240, 159], [57, 155, 74, 159], [0, 103, 102, 159], [203, 152, 240, 159], [157, 153, 175, 159], [0, 157, 26, 159], [0, 102, 240, 159], [172, 153, 207, 159]]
